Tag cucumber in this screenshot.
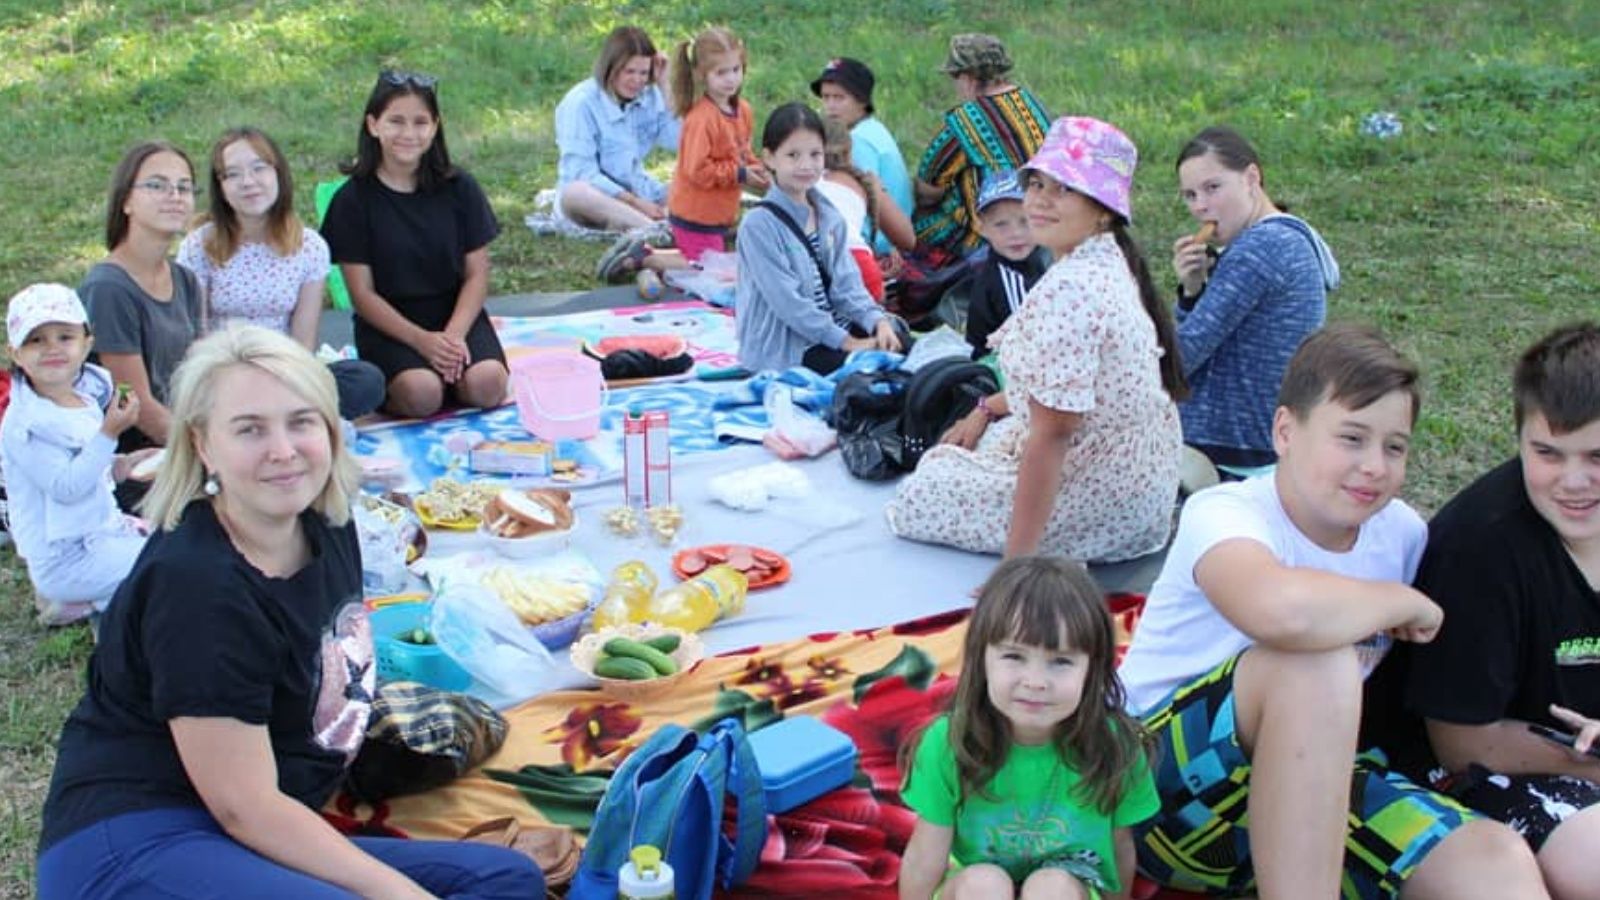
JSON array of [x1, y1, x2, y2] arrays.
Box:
[[643, 634, 681, 654], [595, 656, 658, 680], [602, 637, 680, 675]]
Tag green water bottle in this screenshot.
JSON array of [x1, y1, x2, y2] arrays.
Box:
[[618, 844, 675, 899]]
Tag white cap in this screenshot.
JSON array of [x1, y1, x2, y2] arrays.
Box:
[[6, 283, 88, 350]]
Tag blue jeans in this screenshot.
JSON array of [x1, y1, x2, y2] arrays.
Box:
[[38, 807, 544, 899]]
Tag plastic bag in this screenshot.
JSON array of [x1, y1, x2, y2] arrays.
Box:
[[901, 325, 973, 372], [429, 580, 562, 700], [353, 496, 417, 595], [708, 462, 812, 511], [663, 250, 738, 307], [762, 384, 836, 459]]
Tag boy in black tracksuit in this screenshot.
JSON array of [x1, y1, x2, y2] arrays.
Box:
[[950, 171, 1050, 359]]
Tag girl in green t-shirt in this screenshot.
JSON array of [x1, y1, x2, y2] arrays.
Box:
[[899, 556, 1158, 899]]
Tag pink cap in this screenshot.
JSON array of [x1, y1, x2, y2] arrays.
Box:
[[1021, 116, 1138, 223]]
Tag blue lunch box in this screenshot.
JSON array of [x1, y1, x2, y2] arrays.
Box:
[[748, 716, 859, 813]]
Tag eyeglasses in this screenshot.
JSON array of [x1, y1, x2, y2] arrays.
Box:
[[379, 69, 438, 90], [134, 178, 201, 198]]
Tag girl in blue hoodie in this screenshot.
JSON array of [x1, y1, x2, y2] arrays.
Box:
[[1171, 126, 1340, 473], [1, 285, 151, 624]]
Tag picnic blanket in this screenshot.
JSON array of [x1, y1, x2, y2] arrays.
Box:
[[354, 342, 904, 494], [326, 599, 1180, 897]]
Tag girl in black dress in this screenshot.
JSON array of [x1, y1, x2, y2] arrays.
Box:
[[322, 70, 509, 418]]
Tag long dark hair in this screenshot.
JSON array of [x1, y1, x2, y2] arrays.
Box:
[[918, 556, 1149, 816], [761, 101, 825, 152], [1110, 221, 1188, 401], [341, 71, 455, 193], [1176, 125, 1263, 184], [201, 127, 303, 264], [105, 140, 194, 250]]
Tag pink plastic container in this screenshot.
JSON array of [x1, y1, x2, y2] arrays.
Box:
[[511, 350, 608, 441]]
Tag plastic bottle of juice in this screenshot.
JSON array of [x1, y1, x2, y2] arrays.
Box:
[[645, 564, 748, 633], [590, 561, 658, 630], [619, 844, 674, 899]]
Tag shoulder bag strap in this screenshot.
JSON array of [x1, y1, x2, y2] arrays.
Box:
[[757, 200, 832, 298]]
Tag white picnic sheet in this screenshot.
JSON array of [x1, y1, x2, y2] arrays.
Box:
[[414, 440, 1164, 705]]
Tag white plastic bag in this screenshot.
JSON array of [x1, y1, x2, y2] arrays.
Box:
[[429, 581, 562, 701], [353, 497, 414, 595], [902, 325, 973, 372], [762, 384, 836, 459]]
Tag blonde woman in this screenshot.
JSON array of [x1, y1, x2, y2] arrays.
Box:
[[37, 326, 541, 899]]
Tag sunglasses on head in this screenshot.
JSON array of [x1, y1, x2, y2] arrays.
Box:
[[378, 69, 438, 90]]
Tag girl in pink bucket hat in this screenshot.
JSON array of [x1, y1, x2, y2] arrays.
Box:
[[888, 115, 1188, 564]]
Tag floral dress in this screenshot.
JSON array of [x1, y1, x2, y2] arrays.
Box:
[[886, 232, 1181, 561]]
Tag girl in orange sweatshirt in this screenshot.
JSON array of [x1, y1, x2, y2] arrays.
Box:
[[665, 27, 767, 262]]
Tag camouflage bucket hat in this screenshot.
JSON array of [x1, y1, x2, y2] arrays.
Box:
[[940, 33, 1013, 78]]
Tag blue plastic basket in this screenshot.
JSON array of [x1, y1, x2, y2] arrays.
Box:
[[370, 602, 473, 691]]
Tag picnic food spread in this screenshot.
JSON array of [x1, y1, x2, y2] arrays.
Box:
[[413, 478, 502, 529], [673, 544, 790, 590], [484, 488, 576, 538]]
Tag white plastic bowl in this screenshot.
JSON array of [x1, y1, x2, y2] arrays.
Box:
[[479, 514, 578, 560]]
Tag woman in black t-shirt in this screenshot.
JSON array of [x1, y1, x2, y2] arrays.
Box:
[[37, 326, 541, 899], [322, 70, 509, 419]]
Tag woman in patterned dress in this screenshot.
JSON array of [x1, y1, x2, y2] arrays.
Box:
[[888, 117, 1187, 562]]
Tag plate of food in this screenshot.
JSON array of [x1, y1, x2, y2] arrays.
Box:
[[672, 543, 791, 591], [480, 488, 578, 559], [411, 477, 502, 530]]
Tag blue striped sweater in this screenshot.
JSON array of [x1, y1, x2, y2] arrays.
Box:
[[1175, 214, 1338, 461]]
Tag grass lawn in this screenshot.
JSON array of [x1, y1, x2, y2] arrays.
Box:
[[1, 0, 1597, 891]]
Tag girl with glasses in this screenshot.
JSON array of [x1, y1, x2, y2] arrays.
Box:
[[80, 141, 207, 508], [321, 70, 508, 419]]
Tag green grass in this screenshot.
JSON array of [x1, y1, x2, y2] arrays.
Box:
[[1, 0, 1597, 891]]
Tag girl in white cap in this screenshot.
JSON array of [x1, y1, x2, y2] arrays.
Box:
[[0, 284, 154, 624]]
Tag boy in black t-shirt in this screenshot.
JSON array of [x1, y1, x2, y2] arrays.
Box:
[[1403, 322, 1600, 894]]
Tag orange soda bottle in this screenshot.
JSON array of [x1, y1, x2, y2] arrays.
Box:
[[590, 561, 658, 630], [645, 564, 748, 633]]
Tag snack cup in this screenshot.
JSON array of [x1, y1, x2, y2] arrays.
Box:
[[570, 623, 704, 701]]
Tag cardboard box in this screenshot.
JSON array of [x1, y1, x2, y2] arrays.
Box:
[[469, 440, 554, 476]]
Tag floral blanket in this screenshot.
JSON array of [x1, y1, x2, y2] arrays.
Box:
[[326, 596, 1204, 898]]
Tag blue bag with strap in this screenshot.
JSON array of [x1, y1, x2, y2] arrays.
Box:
[[569, 719, 766, 900]]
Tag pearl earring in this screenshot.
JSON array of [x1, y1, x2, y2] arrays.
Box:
[[203, 472, 220, 496]]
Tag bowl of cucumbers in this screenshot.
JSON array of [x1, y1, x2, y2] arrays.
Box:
[[570, 623, 704, 700]]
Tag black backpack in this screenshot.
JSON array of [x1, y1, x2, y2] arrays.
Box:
[[829, 369, 912, 480], [898, 357, 1000, 468]]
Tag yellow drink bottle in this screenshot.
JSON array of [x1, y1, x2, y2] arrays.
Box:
[[590, 561, 659, 630], [645, 564, 748, 633]]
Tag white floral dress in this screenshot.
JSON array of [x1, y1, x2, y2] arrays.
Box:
[[886, 233, 1181, 561]]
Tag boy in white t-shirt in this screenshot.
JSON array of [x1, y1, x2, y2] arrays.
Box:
[[1118, 324, 1548, 900]]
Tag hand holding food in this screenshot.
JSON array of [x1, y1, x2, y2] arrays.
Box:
[[101, 385, 141, 438], [1172, 221, 1217, 297]]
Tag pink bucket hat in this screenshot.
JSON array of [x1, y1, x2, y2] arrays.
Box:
[[6, 283, 89, 350], [1021, 116, 1138, 223]]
